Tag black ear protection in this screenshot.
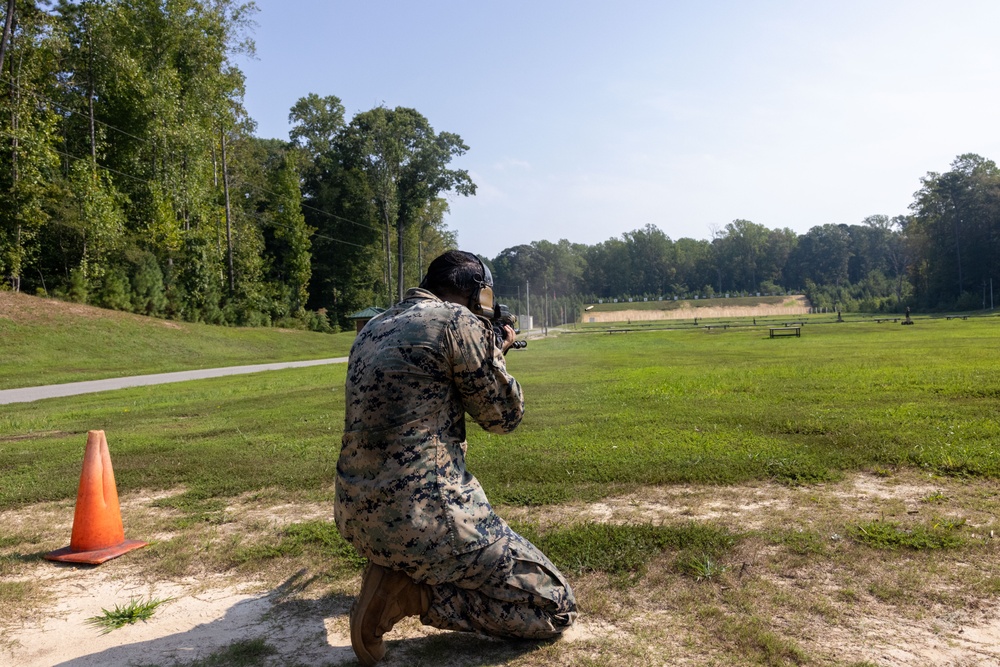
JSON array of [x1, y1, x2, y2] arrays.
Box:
[[463, 252, 495, 320]]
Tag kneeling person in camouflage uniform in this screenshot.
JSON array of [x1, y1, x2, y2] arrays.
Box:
[[336, 250, 577, 665]]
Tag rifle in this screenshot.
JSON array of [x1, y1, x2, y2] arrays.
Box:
[[492, 304, 527, 353]]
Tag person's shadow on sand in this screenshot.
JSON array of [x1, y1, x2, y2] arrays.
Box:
[[53, 568, 546, 667]]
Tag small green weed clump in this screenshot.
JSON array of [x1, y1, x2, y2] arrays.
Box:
[[676, 552, 728, 581], [86, 597, 172, 634], [920, 490, 949, 504], [850, 518, 966, 550], [764, 456, 836, 485]]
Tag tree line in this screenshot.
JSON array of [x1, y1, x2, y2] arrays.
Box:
[[489, 153, 1000, 323], [0, 1, 469, 331], [2, 2, 997, 332]]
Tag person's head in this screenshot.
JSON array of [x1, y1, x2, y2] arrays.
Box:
[[420, 250, 495, 318]]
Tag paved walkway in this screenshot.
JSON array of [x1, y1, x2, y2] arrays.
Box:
[[0, 358, 349, 405]]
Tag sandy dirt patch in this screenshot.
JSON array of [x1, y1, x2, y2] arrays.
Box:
[[3, 561, 610, 667], [3, 473, 1000, 666], [584, 296, 810, 323]]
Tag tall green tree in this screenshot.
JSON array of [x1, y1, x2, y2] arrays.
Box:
[[622, 224, 673, 295], [0, 0, 61, 292], [288, 92, 384, 325], [669, 236, 714, 295], [715, 219, 770, 292], [336, 106, 475, 303], [909, 154, 1000, 308], [786, 224, 853, 289], [256, 139, 311, 317]]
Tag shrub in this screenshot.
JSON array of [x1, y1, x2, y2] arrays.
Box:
[[97, 269, 132, 311], [130, 253, 167, 317], [67, 268, 88, 303]]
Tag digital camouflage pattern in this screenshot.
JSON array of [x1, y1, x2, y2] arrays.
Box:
[[336, 287, 524, 570], [336, 287, 576, 637], [419, 527, 577, 638]]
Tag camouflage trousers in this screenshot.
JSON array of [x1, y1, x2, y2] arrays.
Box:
[[409, 526, 577, 639]]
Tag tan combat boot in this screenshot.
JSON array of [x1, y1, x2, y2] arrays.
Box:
[[350, 563, 431, 666]]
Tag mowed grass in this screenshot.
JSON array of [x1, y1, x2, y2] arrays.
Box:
[[0, 292, 355, 390], [475, 317, 1000, 504], [3, 314, 1000, 666], [0, 365, 347, 507], [1, 316, 998, 510]]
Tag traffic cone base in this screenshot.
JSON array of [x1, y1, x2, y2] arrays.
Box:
[[44, 430, 147, 565], [44, 539, 147, 565]]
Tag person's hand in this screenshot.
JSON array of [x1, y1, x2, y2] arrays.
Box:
[[499, 324, 517, 354]]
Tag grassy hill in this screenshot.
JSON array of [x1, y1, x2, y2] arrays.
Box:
[[0, 291, 355, 390]]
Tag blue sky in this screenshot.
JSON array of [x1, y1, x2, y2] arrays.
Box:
[[238, 1, 1000, 258]]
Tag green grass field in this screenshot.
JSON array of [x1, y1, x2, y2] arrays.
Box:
[[3, 315, 998, 508], [3, 301, 1000, 666], [488, 317, 1000, 501], [0, 292, 356, 390]]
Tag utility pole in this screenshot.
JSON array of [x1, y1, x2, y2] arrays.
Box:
[[543, 284, 548, 336], [526, 281, 530, 332]]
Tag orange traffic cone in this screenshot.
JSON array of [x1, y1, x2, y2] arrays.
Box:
[[44, 430, 147, 564]]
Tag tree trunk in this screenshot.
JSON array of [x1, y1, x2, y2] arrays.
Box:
[[221, 129, 235, 295], [8, 22, 20, 292], [0, 0, 14, 75], [953, 216, 964, 296], [396, 217, 405, 302], [12, 223, 20, 292], [87, 17, 96, 163], [380, 203, 393, 306]]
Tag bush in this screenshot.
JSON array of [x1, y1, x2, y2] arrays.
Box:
[[130, 253, 167, 317], [306, 309, 334, 333], [68, 269, 88, 303], [97, 269, 132, 311], [955, 290, 983, 312]]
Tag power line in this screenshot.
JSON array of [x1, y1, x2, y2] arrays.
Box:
[[51, 146, 146, 185], [1, 72, 463, 278], [1, 73, 148, 145], [49, 143, 372, 251], [246, 210, 371, 250]]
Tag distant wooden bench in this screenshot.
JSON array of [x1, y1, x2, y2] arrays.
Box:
[[704, 325, 729, 331], [874, 318, 899, 323], [783, 321, 806, 327], [946, 316, 968, 321], [770, 326, 801, 338]]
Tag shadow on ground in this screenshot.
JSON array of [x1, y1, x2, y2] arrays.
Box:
[[52, 569, 545, 667]]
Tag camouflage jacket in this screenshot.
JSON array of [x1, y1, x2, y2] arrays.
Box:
[[335, 288, 524, 572]]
